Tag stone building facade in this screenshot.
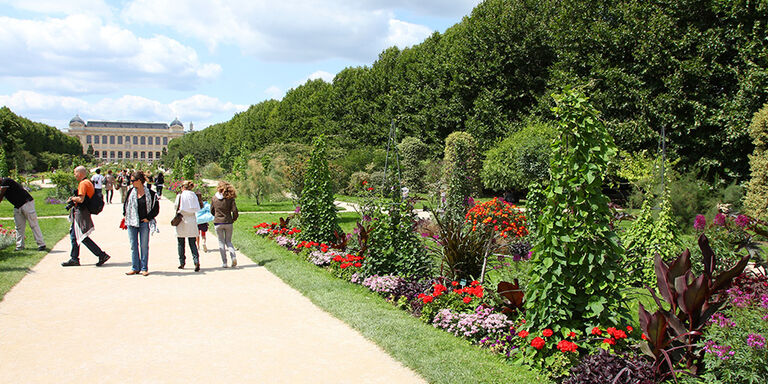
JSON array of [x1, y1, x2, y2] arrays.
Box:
[[66, 115, 186, 162]]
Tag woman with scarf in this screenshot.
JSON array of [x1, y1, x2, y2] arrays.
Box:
[[175, 181, 202, 271], [123, 171, 159, 276]]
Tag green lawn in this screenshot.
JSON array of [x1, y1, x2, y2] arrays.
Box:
[[0, 218, 71, 301], [232, 215, 547, 384], [239, 211, 360, 234], [0, 189, 70, 218]]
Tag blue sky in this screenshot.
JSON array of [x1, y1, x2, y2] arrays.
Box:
[[0, 0, 481, 131]]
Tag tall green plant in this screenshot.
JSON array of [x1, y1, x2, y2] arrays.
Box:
[[744, 102, 768, 222], [298, 136, 340, 243], [181, 154, 196, 180], [398, 137, 428, 193], [442, 131, 481, 221], [481, 120, 556, 192], [0, 144, 8, 177], [526, 88, 626, 330]]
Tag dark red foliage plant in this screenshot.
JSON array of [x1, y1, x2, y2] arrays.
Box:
[[638, 234, 749, 379], [563, 350, 655, 384], [497, 279, 524, 315]]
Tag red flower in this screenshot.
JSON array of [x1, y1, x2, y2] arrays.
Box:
[[542, 329, 554, 337], [451, 281, 459, 287], [471, 280, 480, 286], [422, 295, 433, 304], [353, 262, 362, 267], [626, 326, 633, 333], [641, 334, 648, 340], [603, 338, 616, 345], [362, 180, 368, 185], [462, 296, 472, 304], [568, 331, 576, 338], [557, 340, 578, 353], [517, 330, 529, 338], [367, 187, 374, 191], [591, 327, 602, 336], [531, 337, 545, 350]]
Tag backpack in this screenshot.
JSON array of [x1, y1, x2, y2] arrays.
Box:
[[85, 189, 105, 215]]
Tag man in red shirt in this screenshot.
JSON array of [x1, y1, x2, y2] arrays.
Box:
[[61, 166, 110, 267]]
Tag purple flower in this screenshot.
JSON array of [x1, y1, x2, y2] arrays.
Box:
[[735, 214, 751, 228], [762, 295, 768, 309], [747, 333, 766, 349], [713, 213, 727, 227], [694, 214, 707, 231], [294, 205, 301, 213], [709, 312, 736, 328], [703, 341, 734, 360]]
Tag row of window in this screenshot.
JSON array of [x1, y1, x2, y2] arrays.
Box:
[[85, 135, 169, 146], [94, 151, 162, 160]]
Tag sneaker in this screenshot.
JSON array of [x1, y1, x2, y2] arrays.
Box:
[[194, 264, 200, 272], [202, 244, 207, 252], [96, 254, 111, 267], [37, 245, 48, 251], [61, 259, 80, 267], [15, 247, 23, 251], [222, 263, 228, 268], [231, 258, 237, 268]]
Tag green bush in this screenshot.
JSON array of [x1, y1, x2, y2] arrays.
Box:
[[346, 171, 371, 196], [399, 137, 428, 193], [201, 162, 225, 179], [668, 173, 710, 229], [0, 144, 8, 177], [48, 170, 77, 200], [443, 131, 481, 221], [298, 136, 340, 243], [481, 120, 556, 192], [526, 88, 626, 330], [235, 159, 283, 205], [180, 154, 196, 180], [744, 102, 768, 221]]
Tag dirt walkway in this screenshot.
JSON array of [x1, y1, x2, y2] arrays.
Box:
[[0, 196, 424, 383]]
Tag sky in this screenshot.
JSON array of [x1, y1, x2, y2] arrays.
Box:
[[0, 0, 481, 132]]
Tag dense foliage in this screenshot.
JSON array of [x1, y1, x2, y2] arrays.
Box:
[[442, 131, 481, 221], [165, 0, 767, 184], [397, 136, 428, 193], [744, 102, 768, 221], [526, 88, 626, 330], [365, 196, 431, 278], [481, 120, 556, 192], [298, 136, 340, 243], [180, 154, 196, 181], [0, 107, 82, 172]]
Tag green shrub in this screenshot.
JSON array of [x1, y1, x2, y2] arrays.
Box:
[[346, 171, 371, 196], [180, 154, 196, 180], [481, 120, 556, 192], [48, 170, 77, 200], [443, 131, 481, 221], [235, 159, 283, 205], [526, 88, 627, 330], [399, 137, 428, 193], [298, 136, 340, 243], [668, 173, 710, 229], [744, 102, 768, 221], [201, 162, 225, 179]]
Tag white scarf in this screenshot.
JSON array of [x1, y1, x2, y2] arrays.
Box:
[[125, 186, 158, 234], [178, 190, 200, 213]]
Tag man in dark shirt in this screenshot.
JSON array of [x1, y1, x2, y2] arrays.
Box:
[[0, 177, 47, 251]]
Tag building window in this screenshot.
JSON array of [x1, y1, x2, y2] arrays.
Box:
[[140, 136, 146, 145], [147, 137, 153, 145], [117, 151, 122, 159], [110, 136, 115, 144], [148, 152, 153, 159], [140, 151, 145, 159], [156, 151, 161, 158], [86, 135, 92, 143], [94, 135, 100, 144], [118, 136, 123, 145], [134, 151, 138, 159], [102, 151, 107, 158], [126, 136, 130, 145], [93, 151, 98, 158], [110, 151, 115, 158], [102, 136, 107, 144], [133, 136, 138, 145], [163, 137, 168, 145]]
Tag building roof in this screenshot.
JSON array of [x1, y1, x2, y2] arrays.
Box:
[[70, 115, 85, 125], [170, 118, 183, 127], [86, 121, 170, 130]]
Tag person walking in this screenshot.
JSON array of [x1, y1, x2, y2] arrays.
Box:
[[146, 173, 153, 191], [91, 168, 105, 197], [175, 181, 201, 271], [210, 181, 239, 268], [61, 166, 111, 267], [155, 172, 165, 197], [118, 169, 130, 203], [104, 170, 116, 204], [123, 171, 159, 276], [0, 177, 47, 251]]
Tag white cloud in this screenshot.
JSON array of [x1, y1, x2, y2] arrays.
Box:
[[0, 0, 115, 18], [0, 14, 221, 95], [386, 19, 433, 49], [307, 71, 335, 83], [264, 86, 284, 100], [0, 90, 246, 130], [121, 0, 445, 62]]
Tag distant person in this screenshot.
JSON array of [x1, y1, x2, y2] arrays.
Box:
[[175, 181, 201, 271], [104, 170, 116, 204], [62, 166, 111, 267], [91, 168, 105, 196], [0, 177, 47, 251], [211, 181, 239, 268], [118, 169, 130, 203], [146, 173, 153, 191], [155, 172, 165, 197], [123, 171, 159, 276]]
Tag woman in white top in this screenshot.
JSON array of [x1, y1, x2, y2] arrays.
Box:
[[175, 181, 202, 271]]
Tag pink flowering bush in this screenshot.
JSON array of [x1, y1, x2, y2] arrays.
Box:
[[0, 224, 17, 250]]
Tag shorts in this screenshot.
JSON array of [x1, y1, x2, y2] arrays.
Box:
[[197, 223, 209, 232]]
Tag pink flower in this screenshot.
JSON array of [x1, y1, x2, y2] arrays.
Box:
[[713, 213, 727, 226], [694, 214, 707, 231]]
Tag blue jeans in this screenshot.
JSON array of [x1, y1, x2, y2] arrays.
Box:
[[128, 222, 150, 272]]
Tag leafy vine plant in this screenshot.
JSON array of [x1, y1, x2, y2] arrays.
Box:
[[525, 87, 628, 330]]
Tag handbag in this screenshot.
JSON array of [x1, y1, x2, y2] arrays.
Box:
[[119, 217, 127, 230], [171, 199, 183, 226]]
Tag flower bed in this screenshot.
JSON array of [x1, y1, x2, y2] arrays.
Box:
[[0, 224, 17, 250]]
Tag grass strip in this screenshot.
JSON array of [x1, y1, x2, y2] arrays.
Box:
[[233, 216, 546, 384], [0, 189, 70, 218], [0, 218, 71, 301]]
